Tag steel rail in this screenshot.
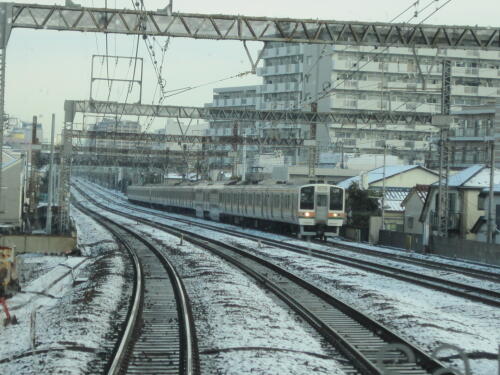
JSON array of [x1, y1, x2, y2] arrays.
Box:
[[74, 202, 143, 375], [75, 183, 451, 375], [80, 180, 500, 308], [73, 200, 199, 375]]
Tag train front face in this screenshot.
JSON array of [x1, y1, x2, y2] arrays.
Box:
[[298, 184, 345, 238]]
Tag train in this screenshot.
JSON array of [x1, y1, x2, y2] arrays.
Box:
[[127, 183, 346, 239]]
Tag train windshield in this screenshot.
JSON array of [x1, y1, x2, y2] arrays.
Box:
[[329, 187, 343, 210], [300, 186, 314, 210]]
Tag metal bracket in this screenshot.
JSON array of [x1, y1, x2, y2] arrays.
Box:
[[243, 41, 266, 74]]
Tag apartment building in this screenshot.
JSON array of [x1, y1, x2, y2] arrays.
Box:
[[207, 44, 500, 170], [205, 85, 260, 168], [87, 118, 141, 150], [316, 46, 500, 160], [425, 100, 500, 169]]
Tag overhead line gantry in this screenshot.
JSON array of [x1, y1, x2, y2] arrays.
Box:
[[1, 1, 499, 232]]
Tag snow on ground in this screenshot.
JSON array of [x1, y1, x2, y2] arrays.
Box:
[[78, 180, 500, 374], [0, 206, 130, 375], [74, 190, 351, 375], [329, 236, 500, 273]]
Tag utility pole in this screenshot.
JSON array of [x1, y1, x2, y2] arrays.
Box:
[[307, 102, 318, 179], [437, 60, 451, 238], [46, 114, 55, 234], [27, 116, 39, 228], [339, 141, 345, 169], [242, 133, 247, 183], [487, 141, 495, 244], [0, 34, 7, 215], [381, 144, 387, 230]]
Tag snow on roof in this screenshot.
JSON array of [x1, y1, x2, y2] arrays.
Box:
[[338, 165, 419, 189], [481, 184, 500, 193], [1, 151, 19, 169], [376, 187, 410, 212], [415, 184, 430, 202], [465, 168, 500, 187], [431, 165, 500, 188], [445, 165, 484, 187]]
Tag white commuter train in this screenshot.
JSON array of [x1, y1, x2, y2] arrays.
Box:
[[127, 183, 346, 238]]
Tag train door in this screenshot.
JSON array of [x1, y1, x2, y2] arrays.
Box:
[[280, 194, 285, 220], [315, 185, 329, 223]]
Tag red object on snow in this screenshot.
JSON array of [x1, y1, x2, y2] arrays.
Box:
[[0, 297, 10, 321]]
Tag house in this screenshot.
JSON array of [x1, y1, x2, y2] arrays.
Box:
[[379, 187, 410, 231], [420, 165, 500, 245], [0, 150, 27, 231], [401, 185, 430, 235], [337, 165, 439, 190], [338, 165, 438, 242], [471, 185, 500, 243]]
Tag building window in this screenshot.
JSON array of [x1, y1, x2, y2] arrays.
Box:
[[478, 195, 485, 210], [407, 217, 414, 229]]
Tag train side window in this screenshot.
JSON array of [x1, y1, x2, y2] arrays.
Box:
[[300, 186, 314, 210], [330, 187, 343, 210]]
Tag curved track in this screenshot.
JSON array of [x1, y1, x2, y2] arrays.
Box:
[[77, 181, 500, 308], [84, 180, 500, 281], [74, 202, 199, 375], [74, 184, 454, 375]]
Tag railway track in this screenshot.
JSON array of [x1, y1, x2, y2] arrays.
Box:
[[76, 181, 500, 308], [82, 179, 500, 282], [74, 202, 199, 375], [74, 185, 455, 375]]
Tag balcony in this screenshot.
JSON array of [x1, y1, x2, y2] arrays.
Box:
[[430, 211, 461, 231], [449, 128, 493, 138], [257, 64, 303, 76]]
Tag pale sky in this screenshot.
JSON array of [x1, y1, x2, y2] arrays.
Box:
[[4, 0, 500, 140]]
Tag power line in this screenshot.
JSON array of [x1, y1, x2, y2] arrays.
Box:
[[303, 0, 454, 107]]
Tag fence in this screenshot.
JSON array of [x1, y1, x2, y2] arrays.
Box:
[[378, 230, 424, 252], [430, 236, 500, 266], [340, 226, 369, 242]]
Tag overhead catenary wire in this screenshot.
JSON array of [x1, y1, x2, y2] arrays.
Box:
[[301, 0, 454, 108]]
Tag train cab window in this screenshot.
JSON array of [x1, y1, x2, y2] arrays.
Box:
[[317, 194, 327, 207], [330, 187, 343, 210], [300, 186, 314, 210]]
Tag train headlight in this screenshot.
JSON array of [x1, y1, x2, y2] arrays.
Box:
[[305, 212, 310, 217]]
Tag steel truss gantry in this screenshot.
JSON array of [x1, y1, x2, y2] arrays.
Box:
[[65, 100, 434, 125], [7, 3, 500, 49], [68, 129, 305, 147]]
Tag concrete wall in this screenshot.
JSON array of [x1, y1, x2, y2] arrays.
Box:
[[403, 193, 425, 235], [431, 236, 500, 266], [462, 189, 484, 240], [0, 158, 25, 227], [371, 168, 438, 188], [0, 235, 77, 254], [369, 216, 382, 243]]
